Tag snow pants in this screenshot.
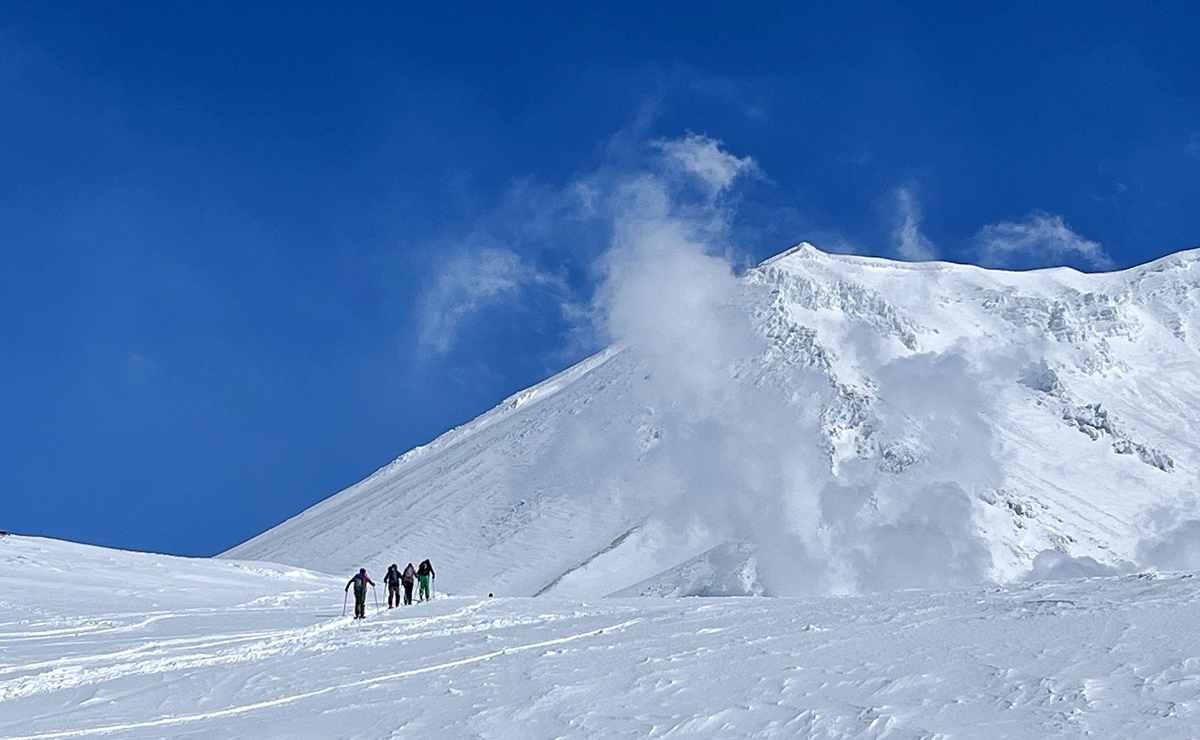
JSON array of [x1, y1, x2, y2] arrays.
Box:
[[353, 588, 366, 619], [387, 582, 400, 608], [402, 581, 414, 605], [418, 574, 431, 601]]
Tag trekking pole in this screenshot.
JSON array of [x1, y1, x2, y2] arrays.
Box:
[[342, 590, 348, 617], [372, 584, 380, 612]]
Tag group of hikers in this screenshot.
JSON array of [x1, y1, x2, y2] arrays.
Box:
[[344, 559, 435, 619]]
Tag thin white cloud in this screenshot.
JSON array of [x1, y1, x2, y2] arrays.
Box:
[[654, 133, 760, 197], [892, 186, 937, 261], [974, 212, 1114, 270], [416, 247, 546, 358]]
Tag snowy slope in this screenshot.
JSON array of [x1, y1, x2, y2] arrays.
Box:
[[225, 245, 1200, 598], [6, 534, 1200, 739]]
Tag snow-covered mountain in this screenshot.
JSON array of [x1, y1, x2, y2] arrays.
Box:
[[225, 244, 1200, 598]]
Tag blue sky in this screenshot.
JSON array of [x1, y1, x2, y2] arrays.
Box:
[[2, 2, 1198, 556]]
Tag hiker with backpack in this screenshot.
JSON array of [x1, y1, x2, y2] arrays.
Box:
[[401, 562, 417, 605], [345, 568, 375, 619], [384, 564, 402, 609], [417, 559, 435, 602]]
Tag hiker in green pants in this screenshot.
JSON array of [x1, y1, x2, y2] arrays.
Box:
[[417, 559, 435, 601]]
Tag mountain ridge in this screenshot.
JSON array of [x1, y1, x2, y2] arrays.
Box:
[[224, 243, 1200, 598]]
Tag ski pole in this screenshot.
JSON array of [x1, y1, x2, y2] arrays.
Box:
[[342, 590, 348, 617], [372, 584, 380, 612]]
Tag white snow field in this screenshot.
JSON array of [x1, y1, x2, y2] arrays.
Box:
[[227, 245, 1200, 598], [5, 534, 1200, 739]]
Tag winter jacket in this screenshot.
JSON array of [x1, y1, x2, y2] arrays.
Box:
[[418, 560, 435, 578], [401, 565, 417, 585], [346, 572, 375, 592]]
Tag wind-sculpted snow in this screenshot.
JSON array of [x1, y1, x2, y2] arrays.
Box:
[[227, 244, 1200, 598], [6, 535, 1200, 739], [749, 261, 928, 351]]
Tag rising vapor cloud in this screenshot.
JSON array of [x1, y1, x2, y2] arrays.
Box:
[[556, 136, 998, 595], [892, 186, 938, 262]]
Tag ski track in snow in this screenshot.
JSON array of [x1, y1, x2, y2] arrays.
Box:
[[4, 537, 1200, 739], [3, 618, 643, 740]]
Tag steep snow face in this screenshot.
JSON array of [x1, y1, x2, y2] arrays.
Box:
[[225, 245, 1200, 597]]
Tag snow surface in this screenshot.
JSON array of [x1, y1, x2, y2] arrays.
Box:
[[5, 534, 1200, 739], [226, 245, 1200, 598]]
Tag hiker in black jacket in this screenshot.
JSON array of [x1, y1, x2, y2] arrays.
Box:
[[384, 564, 402, 608]]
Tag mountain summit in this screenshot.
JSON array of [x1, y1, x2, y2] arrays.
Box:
[[225, 245, 1200, 597]]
